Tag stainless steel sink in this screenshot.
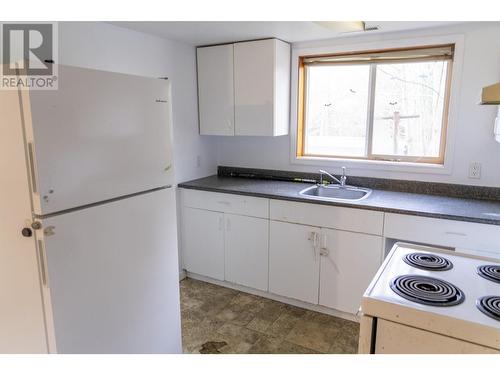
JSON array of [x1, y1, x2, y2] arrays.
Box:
[[299, 184, 372, 202]]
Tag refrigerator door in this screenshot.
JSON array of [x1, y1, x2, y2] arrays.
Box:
[[21, 65, 173, 215], [40, 188, 181, 353]]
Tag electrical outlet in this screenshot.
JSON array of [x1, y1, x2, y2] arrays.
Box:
[[469, 162, 481, 179], [196, 155, 202, 168]]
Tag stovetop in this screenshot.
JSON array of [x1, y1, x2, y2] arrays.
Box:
[[363, 244, 500, 331]]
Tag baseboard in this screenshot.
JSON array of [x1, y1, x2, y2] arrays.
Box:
[[179, 269, 187, 281], [185, 271, 358, 323]]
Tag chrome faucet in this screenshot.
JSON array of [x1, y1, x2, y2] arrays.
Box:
[[319, 167, 347, 187]]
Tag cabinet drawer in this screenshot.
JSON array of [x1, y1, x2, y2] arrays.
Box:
[[384, 213, 500, 253], [270, 199, 383, 235], [375, 319, 499, 354], [181, 189, 269, 218]]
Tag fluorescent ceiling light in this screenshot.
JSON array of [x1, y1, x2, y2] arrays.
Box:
[[313, 21, 367, 33]]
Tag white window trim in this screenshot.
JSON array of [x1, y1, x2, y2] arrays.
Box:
[[289, 34, 465, 175]]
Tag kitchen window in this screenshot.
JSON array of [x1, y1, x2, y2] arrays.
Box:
[[296, 44, 454, 164]]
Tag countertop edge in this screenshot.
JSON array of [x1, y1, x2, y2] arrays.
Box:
[[177, 183, 500, 226]]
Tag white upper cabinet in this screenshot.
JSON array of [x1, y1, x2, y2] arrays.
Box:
[[234, 39, 290, 136], [197, 38, 290, 136], [197, 44, 235, 136]]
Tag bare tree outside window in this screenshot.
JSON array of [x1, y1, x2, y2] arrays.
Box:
[[298, 45, 453, 164]]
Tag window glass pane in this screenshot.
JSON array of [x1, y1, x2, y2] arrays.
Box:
[[304, 64, 370, 157], [372, 61, 448, 158]]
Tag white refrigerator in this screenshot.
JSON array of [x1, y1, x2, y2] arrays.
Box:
[[13, 64, 182, 353]]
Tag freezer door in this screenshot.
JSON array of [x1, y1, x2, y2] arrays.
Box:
[[22, 65, 173, 215], [40, 188, 181, 353]]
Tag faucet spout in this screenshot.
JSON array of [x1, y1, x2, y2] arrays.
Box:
[[319, 169, 342, 186], [319, 167, 348, 187]]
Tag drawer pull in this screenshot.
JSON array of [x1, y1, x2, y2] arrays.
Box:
[[444, 231, 467, 237], [216, 201, 231, 205]]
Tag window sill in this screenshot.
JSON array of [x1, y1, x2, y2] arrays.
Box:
[[292, 155, 453, 175]]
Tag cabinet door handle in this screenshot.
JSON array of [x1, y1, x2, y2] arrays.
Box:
[[219, 217, 224, 231], [226, 218, 231, 232], [313, 232, 320, 261], [216, 200, 231, 205], [445, 231, 467, 237]]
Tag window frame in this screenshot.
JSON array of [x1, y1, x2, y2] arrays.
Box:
[[290, 35, 464, 175], [297, 45, 454, 164]]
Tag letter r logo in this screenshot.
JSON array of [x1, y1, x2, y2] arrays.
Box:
[[2, 23, 53, 76]]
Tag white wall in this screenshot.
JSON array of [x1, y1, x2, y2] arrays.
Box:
[[216, 22, 500, 187], [58, 22, 217, 184]]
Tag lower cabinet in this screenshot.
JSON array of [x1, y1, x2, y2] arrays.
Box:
[[269, 221, 383, 313], [319, 228, 383, 314], [181, 190, 384, 317], [182, 207, 225, 280], [225, 214, 269, 291], [269, 221, 320, 304], [182, 206, 269, 290]]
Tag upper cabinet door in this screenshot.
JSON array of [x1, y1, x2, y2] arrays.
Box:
[[197, 44, 235, 136], [234, 39, 290, 136], [22, 65, 173, 215]]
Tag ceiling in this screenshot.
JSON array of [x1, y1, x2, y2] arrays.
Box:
[[109, 21, 461, 46]]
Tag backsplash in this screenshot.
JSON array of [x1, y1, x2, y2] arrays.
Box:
[[217, 166, 500, 202]]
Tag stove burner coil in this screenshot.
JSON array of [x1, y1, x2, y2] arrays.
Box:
[[476, 296, 500, 321], [390, 275, 465, 307], [477, 265, 500, 284], [403, 252, 453, 271]]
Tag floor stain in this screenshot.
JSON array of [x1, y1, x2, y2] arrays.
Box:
[[199, 341, 228, 354]]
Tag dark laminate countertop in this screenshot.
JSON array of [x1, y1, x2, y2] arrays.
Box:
[[178, 175, 500, 226]]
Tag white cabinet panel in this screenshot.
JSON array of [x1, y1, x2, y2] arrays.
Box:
[[182, 188, 269, 218], [384, 213, 500, 254], [269, 221, 320, 304], [0, 87, 47, 353], [197, 44, 235, 135], [375, 319, 499, 354], [270, 199, 384, 235], [225, 214, 269, 291], [42, 188, 181, 353], [197, 39, 290, 137], [22, 65, 173, 215], [234, 39, 290, 136], [182, 207, 225, 280], [319, 229, 383, 314]]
